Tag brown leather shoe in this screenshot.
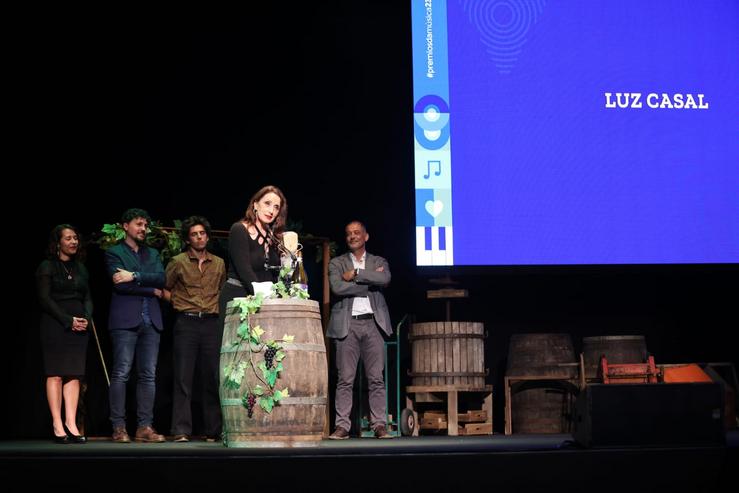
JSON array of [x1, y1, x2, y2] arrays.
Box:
[[135, 425, 166, 443], [374, 425, 394, 439], [328, 427, 350, 440], [112, 426, 131, 443]]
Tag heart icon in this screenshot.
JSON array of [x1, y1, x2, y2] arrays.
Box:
[[425, 200, 444, 218]]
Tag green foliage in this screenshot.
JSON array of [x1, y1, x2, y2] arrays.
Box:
[[94, 220, 183, 264], [272, 280, 289, 299], [289, 284, 310, 299], [272, 265, 309, 299], [223, 294, 292, 418]]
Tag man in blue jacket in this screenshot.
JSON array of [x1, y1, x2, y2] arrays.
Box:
[[105, 208, 166, 443]]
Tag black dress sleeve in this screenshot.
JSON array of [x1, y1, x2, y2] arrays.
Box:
[[229, 222, 259, 288], [36, 261, 73, 329]]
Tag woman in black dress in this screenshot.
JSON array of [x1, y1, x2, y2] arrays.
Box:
[[36, 224, 92, 444], [218, 185, 288, 317]]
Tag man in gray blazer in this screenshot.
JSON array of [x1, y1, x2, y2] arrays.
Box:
[[327, 220, 393, 439]]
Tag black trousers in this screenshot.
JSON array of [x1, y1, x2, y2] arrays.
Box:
[[170, 314, 223, 436]]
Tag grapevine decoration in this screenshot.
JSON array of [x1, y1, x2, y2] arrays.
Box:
[[95, 220, 183, 265], [272, 265, 309, 300], [222, 294, 293, 416]]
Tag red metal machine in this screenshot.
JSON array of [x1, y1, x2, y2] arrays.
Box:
[[599, 355, 659, 384]]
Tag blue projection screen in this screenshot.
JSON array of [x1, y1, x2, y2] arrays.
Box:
[[412, 0, 739, 266]]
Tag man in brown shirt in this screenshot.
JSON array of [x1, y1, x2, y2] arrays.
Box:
[[164, 216, 226, 442]]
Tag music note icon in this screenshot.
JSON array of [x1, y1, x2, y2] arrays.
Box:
[[423, 160, 442, 179]]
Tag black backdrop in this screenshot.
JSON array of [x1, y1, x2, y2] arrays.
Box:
[[7, 3, 737, 439]]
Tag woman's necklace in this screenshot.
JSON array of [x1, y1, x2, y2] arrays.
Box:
[[61, 261, 73, 280]]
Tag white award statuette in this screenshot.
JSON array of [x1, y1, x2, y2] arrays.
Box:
[[283, 231, 299, 254]]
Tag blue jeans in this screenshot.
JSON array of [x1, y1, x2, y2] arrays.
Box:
[[109, 323, 161, 428]]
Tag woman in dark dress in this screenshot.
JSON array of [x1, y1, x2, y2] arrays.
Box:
[[218, 185, 288, 317], [36, 224, 92, 444]]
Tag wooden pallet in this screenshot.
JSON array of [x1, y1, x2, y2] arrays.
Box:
[[405, 384, 493, 436]]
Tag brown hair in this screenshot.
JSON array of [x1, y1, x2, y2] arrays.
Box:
[[243, 185, 288, 235], [47, 224, 86, 262]]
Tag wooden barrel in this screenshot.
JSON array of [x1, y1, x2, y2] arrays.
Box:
[[219, 298, 327, 447], [506, 333, 577, 434], [408, 321, 486, 387], [582, 335, 648, 380]]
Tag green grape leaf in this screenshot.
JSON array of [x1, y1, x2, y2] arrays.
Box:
[[273, 388, 289, 402], [258, 396, 274, 413], [289, 285, 310, 299], [236, 320, 250, 340], [101, 223, 120, 234], [250, 325, 264, 344], [264, 368, 278, 387], [224, 361, 246, 389], [252, 325, 264, 338]]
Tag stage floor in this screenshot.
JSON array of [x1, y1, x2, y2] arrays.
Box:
[[1, 432, 737, 492]]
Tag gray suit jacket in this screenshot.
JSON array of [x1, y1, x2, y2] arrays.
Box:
[[326, 252, 392, 339]]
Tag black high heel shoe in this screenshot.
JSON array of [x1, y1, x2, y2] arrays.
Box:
[[53, 433, 70, 444], [63, 424, 88, 444], [69, 434, 87, 444]]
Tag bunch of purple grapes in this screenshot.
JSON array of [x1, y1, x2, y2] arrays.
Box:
[[245, 393, 257, 418], [264, 347, 277, 368]]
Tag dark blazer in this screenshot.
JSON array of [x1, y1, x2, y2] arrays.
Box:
[[105, 242, 165, 331], [327, 252, 392, 339]]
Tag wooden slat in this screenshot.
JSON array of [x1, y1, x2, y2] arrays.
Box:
[[422, 411, 446, 419], [475, 323, 485, 383], [458, 410, 487, 423], [461, 322, 469, 386], [424, 323, 430, 386], [483, 392, 493, 425], [414, 392, 443, 403], [463, 422, 493, 435], [406, 384, 493, 392], [412, 324, 419, 385], [444, 321, 452, 385], [447, 390, 458, 436], [453, 322, 461, 386], [430, 322, 438, 387], [426, 288, 468, 299], [420, 419, 448, 430]]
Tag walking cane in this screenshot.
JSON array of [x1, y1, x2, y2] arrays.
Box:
[[91, 319, 110, 387]]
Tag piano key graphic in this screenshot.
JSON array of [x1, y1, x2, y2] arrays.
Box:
[[417, 226, 454, 265]]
